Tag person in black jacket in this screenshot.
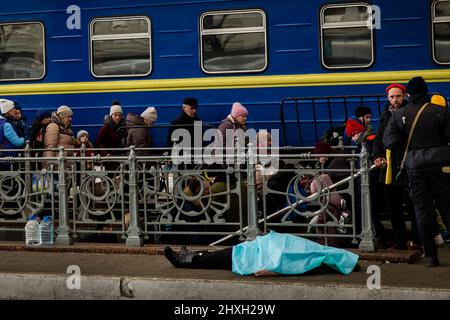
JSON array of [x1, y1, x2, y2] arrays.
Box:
[[29, 109, 52, 151], [167, 98, 202, 167], [167, 97, 201, 149], [373, 83, 419, 250], [383, 76, 450, 267]]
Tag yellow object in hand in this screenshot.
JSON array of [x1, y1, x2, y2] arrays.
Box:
[[385, 149, 392, 185]]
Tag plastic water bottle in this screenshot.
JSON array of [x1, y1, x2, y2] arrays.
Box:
[[25, 215, 40, 246], [338, 211, 350, 234], [39, 216, 54, 245]]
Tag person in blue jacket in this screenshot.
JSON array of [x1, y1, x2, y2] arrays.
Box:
[[0, 99, 25, 160], [164, 231, 360, 276]]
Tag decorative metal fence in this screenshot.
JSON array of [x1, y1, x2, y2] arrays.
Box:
[[0, 143, 376, 252]]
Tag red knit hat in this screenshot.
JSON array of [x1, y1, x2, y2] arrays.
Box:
[[345, 118, 366, 137], [386, 83, 407, 94]]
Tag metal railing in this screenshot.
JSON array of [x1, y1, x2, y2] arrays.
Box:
[[279, 94, 386, 146], [0, 142, 376, 252]]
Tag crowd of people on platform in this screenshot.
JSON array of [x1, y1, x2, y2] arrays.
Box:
[[1, 75, 449, 267]]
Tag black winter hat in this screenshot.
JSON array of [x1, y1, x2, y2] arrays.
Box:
[[183, 97, 198, 108], [407, 76, 428, 95], [355, 106, 372, 118]]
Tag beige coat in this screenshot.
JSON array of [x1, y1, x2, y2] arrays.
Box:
[[43, 122, 75, 158]]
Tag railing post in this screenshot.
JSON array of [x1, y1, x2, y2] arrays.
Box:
[[245, 143, 260, 240], [358, 142, 376, 252], [80, 142, 86, 179], [126, 145, 143, 247], [55, 146, 73, 245], [24, 141, 31, 192]]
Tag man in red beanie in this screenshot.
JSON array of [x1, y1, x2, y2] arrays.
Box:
[[372, 83, 419, 251], [383, 76, 450, 267], [376, 83, 420, 250]]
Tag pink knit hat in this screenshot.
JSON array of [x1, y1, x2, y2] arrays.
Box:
[[231, 102, 248, 118]]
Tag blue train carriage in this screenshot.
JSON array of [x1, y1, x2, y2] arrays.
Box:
[[0, 0, 449, 146]]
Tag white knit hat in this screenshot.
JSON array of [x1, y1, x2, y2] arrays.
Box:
[[77, 130, 89, 140], [0, 99, 15, 115], [57, 105, 73, 118], [110, 102, 123, 116], [140, 107, 157, 122]]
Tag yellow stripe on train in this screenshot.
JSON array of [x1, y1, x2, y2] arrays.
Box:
[[1, 69, 450, 96]]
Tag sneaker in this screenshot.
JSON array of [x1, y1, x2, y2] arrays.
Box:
[[425, 256, 440, 267]]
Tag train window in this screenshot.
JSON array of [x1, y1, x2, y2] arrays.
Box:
[[432, 0, 450, 64], [200, 10, 267, 74], [90, 16, 151, 77], [0, 22, 45, 81], [320, 3, 374, 69]]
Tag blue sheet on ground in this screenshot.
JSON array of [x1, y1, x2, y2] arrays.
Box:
[[232, 231, 359, 276]]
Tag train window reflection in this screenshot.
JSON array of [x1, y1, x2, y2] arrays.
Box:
[[0, 22, 45, 81], [90, 16, 151, 77], [320, 3, 374, 69], [433, 0, 450, 64], [200, 10, 267, 74], [435, 0, 450, 17]]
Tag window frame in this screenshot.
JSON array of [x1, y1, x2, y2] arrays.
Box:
[[0, 21, 46, 82], [320, 2, 374, 70], [199, 9, 268, 74], [89, 15, 152, 78], [432, 0, 450, 65]]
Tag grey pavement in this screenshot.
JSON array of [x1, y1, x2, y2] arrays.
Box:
[[0, 243, 450, 300]]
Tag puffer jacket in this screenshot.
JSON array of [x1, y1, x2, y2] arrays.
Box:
[[96, 115, 126, 156], [217, 114, 247, 145], [125, 113, 153, 156], [43, 112, 75, 158], [0, 115, 25, 156]]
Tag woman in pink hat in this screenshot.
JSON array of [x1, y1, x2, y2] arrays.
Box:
[[217, 102, 249, 145]]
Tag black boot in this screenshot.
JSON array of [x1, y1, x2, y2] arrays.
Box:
[[425, 256, 440, 267], [180, 245, 208, 256], [164, 246, 198, 268]]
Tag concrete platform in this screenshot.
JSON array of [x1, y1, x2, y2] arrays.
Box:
[[0, 241, 422, 263], [0, 242, 449, 300]]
